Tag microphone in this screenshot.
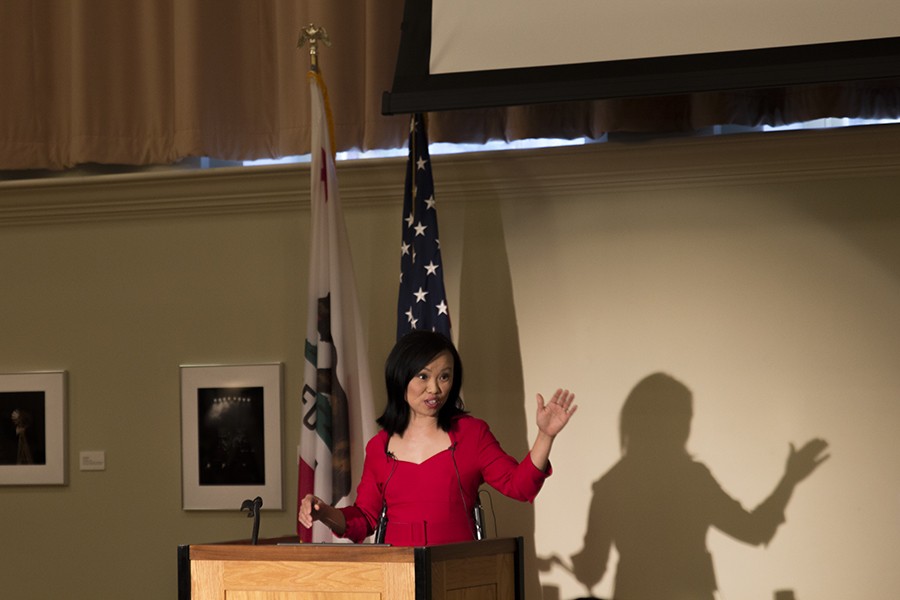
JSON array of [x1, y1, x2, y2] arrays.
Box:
[[450, 439, 484, 541], [374, 447, 397, 544], [374, 501, 388, 544], [474, 502, 485, 540], [240, 496, 263, 545]]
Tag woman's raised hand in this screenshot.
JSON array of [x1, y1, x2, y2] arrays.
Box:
[[536, 388, 578, 438]]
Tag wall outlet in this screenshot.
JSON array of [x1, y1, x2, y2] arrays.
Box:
[[79, 450, 106, 471]]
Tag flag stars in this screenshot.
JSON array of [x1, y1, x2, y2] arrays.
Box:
[[397, 114, 450, 340]]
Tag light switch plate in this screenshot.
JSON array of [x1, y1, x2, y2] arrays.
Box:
[[79, 450, 106, 471]]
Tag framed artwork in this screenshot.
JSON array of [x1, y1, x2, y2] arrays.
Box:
[[180, 363, 283, 510], [0, 371, 67, 485]]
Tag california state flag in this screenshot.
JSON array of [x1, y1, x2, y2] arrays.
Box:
[[298, 70, 375, 542]]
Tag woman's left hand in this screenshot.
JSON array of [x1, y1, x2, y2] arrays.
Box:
[[536, 388, 577, 438]]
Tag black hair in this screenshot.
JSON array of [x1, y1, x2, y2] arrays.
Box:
[[377, 331, 466, 435]]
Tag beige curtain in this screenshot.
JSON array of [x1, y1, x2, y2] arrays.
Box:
[[0, 0, 408, 170], [1, 0, 897, 171]]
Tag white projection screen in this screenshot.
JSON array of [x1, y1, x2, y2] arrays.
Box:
[[382, 0, 900, 114]]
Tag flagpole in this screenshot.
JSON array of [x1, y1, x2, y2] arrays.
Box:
[[298, 23, 331, 73], [410, 116, 417, 217], [299, 24, 337, 156], [296, 23, 377, 543]]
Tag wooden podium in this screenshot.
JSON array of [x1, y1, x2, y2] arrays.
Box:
[[178, 536, 523, 600]]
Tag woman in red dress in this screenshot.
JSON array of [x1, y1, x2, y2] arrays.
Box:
[[298, 330, 577, 546]]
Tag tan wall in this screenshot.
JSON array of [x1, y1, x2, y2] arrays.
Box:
[[1, 124, 898, 600]]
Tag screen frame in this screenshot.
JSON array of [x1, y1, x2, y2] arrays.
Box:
[[381, 0, 900, 115]]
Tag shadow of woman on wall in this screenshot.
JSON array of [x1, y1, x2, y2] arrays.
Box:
[[569, 372, 829, 600]]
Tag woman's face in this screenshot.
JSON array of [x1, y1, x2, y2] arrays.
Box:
[[405, 350, 454, 422]]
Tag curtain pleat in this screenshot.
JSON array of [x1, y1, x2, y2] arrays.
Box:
[[0, 0, 897, 171]]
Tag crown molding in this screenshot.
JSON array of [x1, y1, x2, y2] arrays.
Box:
[[2, 124, 899, 226], [429, 123, 900, 203]]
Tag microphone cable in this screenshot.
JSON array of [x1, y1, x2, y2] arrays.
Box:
[[478, 488, 498, 539], [450, 441, 481, 540]]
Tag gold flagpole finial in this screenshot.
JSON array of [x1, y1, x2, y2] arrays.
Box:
[[298, 24, 331, 72]]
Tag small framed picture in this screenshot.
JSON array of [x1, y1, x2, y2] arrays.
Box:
[[0, 371, 67, 485], [180, 363, 282, 510]]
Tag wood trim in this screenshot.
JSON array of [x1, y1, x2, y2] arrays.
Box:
[[178, 545, 192, 600], [188, 543, 415, 564], [2, 125, 898, 226]]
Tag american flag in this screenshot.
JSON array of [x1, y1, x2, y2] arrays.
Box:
[[397, 113, 451, 340]]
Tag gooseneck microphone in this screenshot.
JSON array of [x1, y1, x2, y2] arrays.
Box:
[[449, 440, 485, 541], [374, 501, 388, 543], [474, 501, 486, 541], [375, 448, 398, 544]]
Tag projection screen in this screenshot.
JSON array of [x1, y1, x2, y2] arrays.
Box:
[[382, 0, 900, 114]]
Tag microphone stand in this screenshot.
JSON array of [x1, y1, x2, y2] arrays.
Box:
[[374, 502, 388, 544], [474, 503, 486, 540], [240, 496, 263, 545]]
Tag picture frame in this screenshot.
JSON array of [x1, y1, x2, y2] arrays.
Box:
[[180, 363, 283, 510], [0, 371, 67, 485]]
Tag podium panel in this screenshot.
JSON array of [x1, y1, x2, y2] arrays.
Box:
[[178, 537, 523, 600], [424, 541, 518, 600]]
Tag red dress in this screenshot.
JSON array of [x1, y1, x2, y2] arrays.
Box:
[[338, 415, 551, 546]]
